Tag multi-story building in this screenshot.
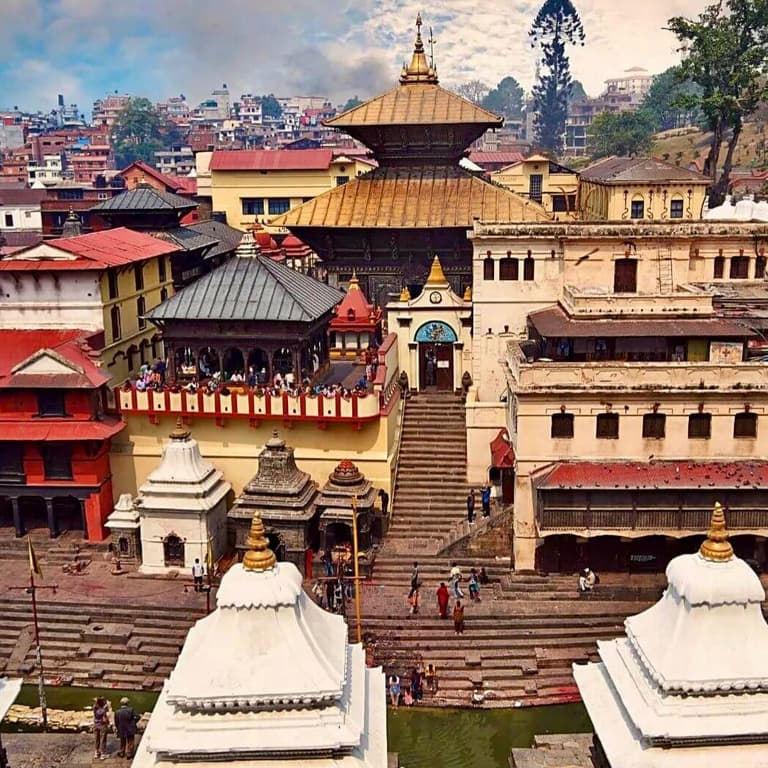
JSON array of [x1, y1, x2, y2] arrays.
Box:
[[157, 96, 190, 125], [0, 228, 179, 382], [0, 188, 46, 237], [190, 85, 230, 124], [466, 219, 768, 573], [27, 152, 66, 184], [39, 179, 125, 237], [208, 149, 374, 231], [604, 67, 653, 100], [91, 94, 131, 127], [580, 157, 709, 220], [491, 155, 579, 218], [236, 94, 263, 125], [153, 145, 195, 176], [69, 144, 112, 183], [0, 328, 124, 541]]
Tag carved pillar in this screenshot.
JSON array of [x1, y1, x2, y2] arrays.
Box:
[[167, 343, 176, 382], [79, 498, 87, 536], [10, 497, 24, 538], [45, 498, 58, 539]]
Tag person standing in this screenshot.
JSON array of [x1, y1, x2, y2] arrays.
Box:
[[481, 485, 491, 518], [468, 568, 481, 602], [410, 667, 424, 702], [378, 488, 389, 518], [408, 584, 420, 615], [436, 582, 450, 618], [466, 490, 475, 525], [93, 696, 109, 759], [449, 562, 464, 599], [388, 675, 401, 709], [114, 697, 139, 759], [408, 561, 420, 598], [191, 558, 205, 592], [453, 600, 465, 635], [424, 663, 438, 694]]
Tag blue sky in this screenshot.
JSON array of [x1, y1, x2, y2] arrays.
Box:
[[0, 0, 706, 115]]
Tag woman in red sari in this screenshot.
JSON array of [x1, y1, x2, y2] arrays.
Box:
[[436, 582, 450, 618]]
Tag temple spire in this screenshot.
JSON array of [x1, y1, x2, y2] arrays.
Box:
[[348, 270, 360, 290], [425, 255, 447, 285], [699, 501, 734, 562], [242, 512, 277, 571], [169, 416, 191, 441], [400, 13, 439, 84]]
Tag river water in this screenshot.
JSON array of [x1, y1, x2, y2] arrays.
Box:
[[8, 686, 592, 767]]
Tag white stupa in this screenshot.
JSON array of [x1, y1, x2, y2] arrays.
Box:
[[138, 418, 231, 575], [574, 503, 768, 767], [132, 513, 387, 767]]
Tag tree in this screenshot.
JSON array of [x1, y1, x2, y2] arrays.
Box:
[[641, 66, 702, 132], [455, 80, 491, 105], [261, 94, 283, 120], [668, 0, 768, 206], [342, 96, 363, 112], [588, 109, 656, 158], [481, 77, 524, 121], [112, 97, 163, 168], [569, 79, 588, 104], [529, 0, 586, 154]]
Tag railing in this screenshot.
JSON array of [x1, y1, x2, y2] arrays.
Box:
[[561, 284, 714, 317], [507, 341, 768, 392]]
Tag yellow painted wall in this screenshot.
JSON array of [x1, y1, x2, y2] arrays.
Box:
[[99, 255, 175, 383], [491, 159, 578, 219], [211, 158, 372, 232], [580, 180, 708, 221]]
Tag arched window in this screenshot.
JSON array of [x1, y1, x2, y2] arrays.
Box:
[[730, 254, 750, 279], [523, 252, 535, 281], [630, 196, 645, 219], [137, 296, 146, 329], [110, 305, 121, 342], [483, 255, 495, 280], [734, 411, 757, 438], [670, 197, 684, 219], [713, 255, 725, 279], [500, 253, 518, 281]]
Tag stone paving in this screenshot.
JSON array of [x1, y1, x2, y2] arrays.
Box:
[[0, 732, 142, 767]]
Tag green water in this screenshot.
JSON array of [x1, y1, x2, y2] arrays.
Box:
[[8, 687, 592, 767], [387, 703, 592, 768]]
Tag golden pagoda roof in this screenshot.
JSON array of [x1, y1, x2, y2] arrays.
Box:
[[699, 501, 734, 562], [271, 166, 551, 229]]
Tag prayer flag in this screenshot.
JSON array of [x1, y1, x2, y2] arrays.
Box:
[[28, 539, 43, 579]]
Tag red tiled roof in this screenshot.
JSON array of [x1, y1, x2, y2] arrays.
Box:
[[0, 418, 124, 441], [468, 151, 525, 166], [0, 329, 110, 389], [119, 161, 196, 195], [210, 149, 334, 172], [330, 275, 381, 329], [1, 227, 181, 270], [490, 428, 515, 468], [536, 461, 768, 490]]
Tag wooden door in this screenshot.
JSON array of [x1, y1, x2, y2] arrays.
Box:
[[613, 258, 638, 293], [435, 344, 453, 391]]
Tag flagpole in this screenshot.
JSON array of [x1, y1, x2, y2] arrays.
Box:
[[351, 495, 363, 644], [29, 565, 48, 733]]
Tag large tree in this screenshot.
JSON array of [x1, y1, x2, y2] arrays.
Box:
[[529, 0, 586, 154], [641, 66, 702, 132], [454, 80, 491, 105], [588, 109, 656, 158], [342, 96, 363, 112], [668, 0, 768, 206], [112, 97, 163, 167], [568, 79, 588, 105], [261, 94, 283, 120], [481, 77, 525, 121]]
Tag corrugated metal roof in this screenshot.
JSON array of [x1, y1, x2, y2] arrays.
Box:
[[185, 220, 243, 259], [151, 226, 218, 253], [528, 305, 752, 338], [326, 83, 502, 128], [580, 156, 709, 184], [210, 149, 334, 171], [90, 186, 196, 212], [270, 166, 550, 229], [146, 256, 343, 323]]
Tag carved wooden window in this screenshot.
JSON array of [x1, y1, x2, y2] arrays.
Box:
[[734, 412, 757, 438], [596, 413, 619, 439], [551, 413, 574, 438], [642, 413, 666, 439], [688, 413, 711, 439]]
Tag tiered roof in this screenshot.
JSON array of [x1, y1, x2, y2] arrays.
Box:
[[330, 273, 382, 333]]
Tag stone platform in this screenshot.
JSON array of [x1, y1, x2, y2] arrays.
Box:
[[509, 734, 593, 767]]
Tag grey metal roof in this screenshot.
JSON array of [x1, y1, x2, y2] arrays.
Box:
[[90, 186, 196, 212], [147, 256, 343, 323], [580, 156, 709, 184], [185, 220, 243, 259], [151, 227, 218, 252]]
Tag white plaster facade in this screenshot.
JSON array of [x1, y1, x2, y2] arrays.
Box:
[[137, 424, 231, 575]]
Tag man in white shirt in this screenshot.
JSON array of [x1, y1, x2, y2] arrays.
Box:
[[191, 558, 206, 592]]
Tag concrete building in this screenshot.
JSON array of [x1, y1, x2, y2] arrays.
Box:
[[153, 146, 195, 177], [91, 94, 131, 127], [580, 157, 710, 221], [27, 153, 65, 185], [0, 188, 45, 238], [603, 66, 653, 99]]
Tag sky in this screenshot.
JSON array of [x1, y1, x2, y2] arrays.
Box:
[[0, 0, 708, 115]]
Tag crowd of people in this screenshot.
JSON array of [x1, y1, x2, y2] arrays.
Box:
[[388, 661, 438, 710]]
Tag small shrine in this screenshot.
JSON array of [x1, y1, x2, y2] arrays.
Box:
[[132, 513, 388, 768], [317, 460, 378, 553], [104, 493, 141, 562], [137, 419, 231, 574], [329, 272, 383, 359], [574, 503, 768, 767], [227, 430, 318, 575]]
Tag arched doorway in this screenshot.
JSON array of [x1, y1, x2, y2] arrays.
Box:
[[198, 347, 220, 378], [163, 533, 185, 567], [53, 496, 84, 535], [272, 348, 293, 378], [415, 321, 457, 391], [222, 348, 244, 380], [247, 349, 270, 382]]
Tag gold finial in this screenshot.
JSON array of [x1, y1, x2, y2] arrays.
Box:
[[348, 270, 360, 290], [242, 512, 277, 571], [400, 13, 439, 84], [425, 255, 447, 285], [699, 502, 734, 562], [169, 416, 190, 441], [463, 285, 472, 301], [399, 285, 411, 301]]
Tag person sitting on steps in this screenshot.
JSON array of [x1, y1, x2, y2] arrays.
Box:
[[578, 567, 597, 593]]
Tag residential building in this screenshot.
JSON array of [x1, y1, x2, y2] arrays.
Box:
[[604, 66, 653, 100], [153, 145, 195, 177], [0, 329, 124, 541], [156, 96, 190, 125], [0, 227, 179, 382], [27, 152, 66, 185], [579, 157, 710, 220], [190, 85, 230, 124], [39, 179, 125, 237], [0, 188, 46, 237], [91, 94, 131, 127], [466, 219, 768, 572], [208, 148, 373, 231], [0, 122, 24, 151], [69, 144, 112, 183], [118, 160, 197, 198], [235, 94, 262, 125], [491, 155, 579, 218]]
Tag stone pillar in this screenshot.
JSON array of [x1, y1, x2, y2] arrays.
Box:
[[45, 498, 58, 539], [79, 498, 87, 534], [10, 497, 24, 538], [167, 343, 177, 381]]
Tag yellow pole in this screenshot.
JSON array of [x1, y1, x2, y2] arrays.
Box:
[[351, 495, 363, 644]]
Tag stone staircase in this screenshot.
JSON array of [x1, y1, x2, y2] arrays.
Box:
[[385, 393, 469, 555], [0, 598, 203, 690], [0, 529, 109, 569]]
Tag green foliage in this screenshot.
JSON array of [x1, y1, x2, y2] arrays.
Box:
[[568, 79, 588, 105], [454, 80, 490, 105], [481, 77, 524, 121], [112, 97, 163, 169], [667, 0, 768, 206], [641, 66, 703, 131], [529, 0, 586, 154], [342, 96, 363, 112], [261, 94, 283, 120], [588, 110, 656, 158]]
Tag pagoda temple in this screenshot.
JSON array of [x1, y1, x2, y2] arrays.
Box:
[[574, 503, 768, 767], [132, 513, 388, 768], [271, 14, 549, 307], [329, 272, 383, 359]]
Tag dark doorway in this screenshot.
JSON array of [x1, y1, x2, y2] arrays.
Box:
[[266, 532, 285, 561], [163, 534, 185, 567], [419, 343, 453, 391], [19, 497, 48, 533], [613, 258, 638, 293], [53, 496, 84, 535]]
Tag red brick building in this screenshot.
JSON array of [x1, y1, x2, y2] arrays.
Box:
[[0, 330, 124, 541]]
